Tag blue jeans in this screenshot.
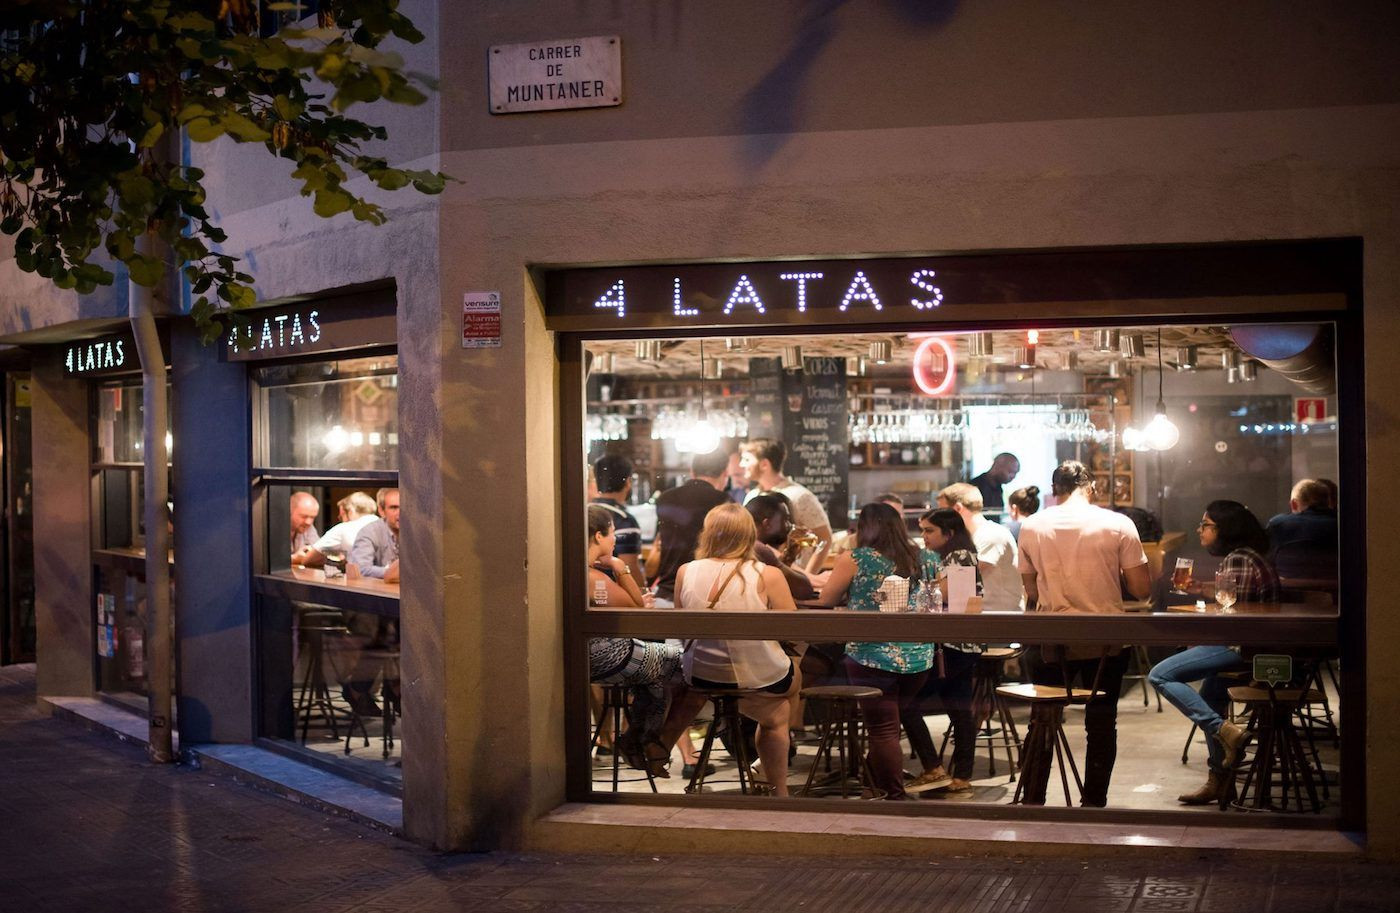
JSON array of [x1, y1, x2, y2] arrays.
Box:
[[1147, 646, 1247, 769]]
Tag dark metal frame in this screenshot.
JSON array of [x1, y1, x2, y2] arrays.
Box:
[[556, 239, 1365, 833]]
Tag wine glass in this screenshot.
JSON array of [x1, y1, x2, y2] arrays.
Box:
[[1170, 557, 1194, 595], [1214, 570, 1239, 614]]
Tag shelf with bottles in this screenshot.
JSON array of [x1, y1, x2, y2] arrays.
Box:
[[850, 440, 957, 469]]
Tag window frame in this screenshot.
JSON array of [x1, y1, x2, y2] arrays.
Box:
[[554, 245, 1366, 831]]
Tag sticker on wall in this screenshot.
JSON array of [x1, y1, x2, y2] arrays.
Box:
[[463, 292, 502, 349], [96, 593, 117, 659]]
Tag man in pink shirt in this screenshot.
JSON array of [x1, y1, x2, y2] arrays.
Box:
[[1017, 461, 1151, 807]]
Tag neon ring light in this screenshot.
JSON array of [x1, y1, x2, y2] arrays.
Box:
[[912, 336, 956, 396]]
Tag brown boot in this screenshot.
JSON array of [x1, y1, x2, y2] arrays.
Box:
[[1216, 720, 1248, 770], [1177, 769, 1225, 805]]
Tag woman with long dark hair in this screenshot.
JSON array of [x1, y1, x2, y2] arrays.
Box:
[[819, 502, 938, 799], [1148, 499, 1278, 805], [899, 508, 986, 795]]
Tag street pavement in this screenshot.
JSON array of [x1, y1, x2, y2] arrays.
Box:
[[2, 663, 1398, 913]]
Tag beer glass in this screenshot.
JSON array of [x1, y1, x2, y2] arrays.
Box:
[[1171, 557, 1194, 595]]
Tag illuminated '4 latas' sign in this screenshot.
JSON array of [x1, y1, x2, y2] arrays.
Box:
[[592, 269, 944, 319]]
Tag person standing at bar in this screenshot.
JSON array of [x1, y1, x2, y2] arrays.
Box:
[[590, 454, 646, 589], [968, 452, 1020, 513], [940, 482, 1022, 612], [646, 449, 731, 607], [1017, 461, 1151, 807], [740, 438, 833, 573]]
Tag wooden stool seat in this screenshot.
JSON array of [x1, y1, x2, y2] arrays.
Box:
[[996, 683, 1103, 703], [800, 685, 881, 701], [1227, 686, 1324, 705], [980, 647, 1019, 660], [999, 680, 1105, 806], [1225, 684, 1325, 813], [800, 687, 882, 798]]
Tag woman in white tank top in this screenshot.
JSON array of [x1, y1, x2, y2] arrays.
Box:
[[657, 503, 799, 796]]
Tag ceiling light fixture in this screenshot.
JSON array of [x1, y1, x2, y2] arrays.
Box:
[[1143, 327, 1180, 451], [1121, 333, 1146, 358], [968, 332, 994, 358], [682, 338, 721, 454], [869, 340, 892, 365], [781, 344, 805, 371], [1094, 329, 1121, 352]]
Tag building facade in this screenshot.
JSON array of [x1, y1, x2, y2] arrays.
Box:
[[2, 1, 1398, 859]]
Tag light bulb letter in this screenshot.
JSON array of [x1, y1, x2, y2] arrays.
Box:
[[723, 274, 766, 315], [910, 269, 943, 310], [593, 280, 626, 319], [779, 272, 824, 312], [673, 277, 698, 316], [839, 271, 883, 311]]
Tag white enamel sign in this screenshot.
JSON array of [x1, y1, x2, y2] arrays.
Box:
[[488, 35, 622, 114]]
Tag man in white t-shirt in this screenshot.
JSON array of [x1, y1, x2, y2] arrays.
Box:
[[740, 438, 833, 574], [939, 482, 1022, 612], [1016, 460, 1151, 807], [292, 491, 379, 571]]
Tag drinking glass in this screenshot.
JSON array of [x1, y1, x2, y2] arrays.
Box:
[[1214, 570, 1239, 613], [1170, 557, 1194, 595]]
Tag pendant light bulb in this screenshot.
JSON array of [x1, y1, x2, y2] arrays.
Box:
[[687, 415, 722, 454], [1143, 404, 1180, 451]]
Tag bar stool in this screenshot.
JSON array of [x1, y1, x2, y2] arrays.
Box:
[[1225, 684, 1325, 814], [686, 689, 764, 795], [798, 685, 883, 798], [998, 682, 1103, 806], [940, 647, 1024, 780], [294, 610, 351, 744], [344, 646, 400, 759], [590, 684, 657, 793]]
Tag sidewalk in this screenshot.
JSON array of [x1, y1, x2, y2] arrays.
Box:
[[2, 664, 1397, 913]]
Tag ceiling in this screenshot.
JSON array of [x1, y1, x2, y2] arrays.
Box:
[[585, 326, 1239, 380]]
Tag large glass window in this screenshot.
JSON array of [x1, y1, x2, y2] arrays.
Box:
[[252, 351, 402, 791], [570, 323, 1343, 819], [91, 378, 172, 702]]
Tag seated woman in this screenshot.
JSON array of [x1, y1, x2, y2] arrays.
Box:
[[819, 503, 938, 800], [745, 492, 817, 600], [585, 506, 681, 776], [657, 502, 799, 796], [1148, 499, 1278, 805], [900, 508, 986, 795]]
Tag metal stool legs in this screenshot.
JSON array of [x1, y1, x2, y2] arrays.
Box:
[[591, 684, 657, 793], [1010, 703, 1083, 807], [687, 695, 753, 795]]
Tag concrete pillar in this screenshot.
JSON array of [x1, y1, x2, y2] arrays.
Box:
[[171, 323, 254, 743], [31, 354, 93, 697]]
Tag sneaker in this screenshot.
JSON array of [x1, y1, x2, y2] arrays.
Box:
[[904, 767, 953, 794], [1216, 720, 1248, 770]]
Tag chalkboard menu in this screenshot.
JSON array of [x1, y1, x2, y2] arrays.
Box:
[[746, 358, 783, 439], [745, 357, 849, 530]]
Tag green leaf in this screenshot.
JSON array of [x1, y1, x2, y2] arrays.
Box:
[[185, 117, 224, 142], [138, 121, 166, 149], [221, 112, 271, 143], [127, 253, 165, 287], [372, 169, 409, 191], [312, 188, 353, 217], [117, 175, 156, 206], [226, 284, 256, 309]]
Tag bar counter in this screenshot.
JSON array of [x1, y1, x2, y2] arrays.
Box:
[[579, 603, 1338, 646]]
